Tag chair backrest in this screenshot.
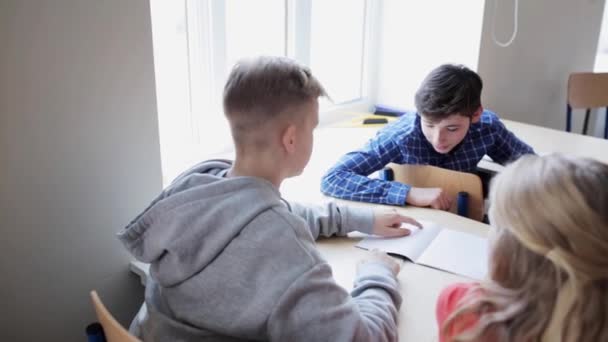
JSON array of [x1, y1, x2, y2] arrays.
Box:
[[387, 163, 484, 221], [90, 291, 141, 342], [567, 73, 608, 109]]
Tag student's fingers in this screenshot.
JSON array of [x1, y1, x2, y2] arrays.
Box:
[[398, 215, 423, 229], [429, 200, 442, 210], [446, 196, 454, 210], [441, 197, 450, 211], [430, 195, 448, 210], [446, 194, 455, 210], [433, 199, 448, 211], [378, 226, 411, 237], [440, 193, 451, 211], [363, 249, 401, 275]]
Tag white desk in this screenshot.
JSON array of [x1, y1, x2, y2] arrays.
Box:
[[131, 119, 608, 340], [131, 125, 491, 341], [130, 206, 486, 342], [317, 204, 488, 342], [279, 119, 608, 339], [503, 119, 608, 163], [479, 120, 608, 172], [130, 206, 487, 342]]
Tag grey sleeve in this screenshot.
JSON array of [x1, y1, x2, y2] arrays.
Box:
[[267, 261, 402, 342], [288, 201, 374, 239]]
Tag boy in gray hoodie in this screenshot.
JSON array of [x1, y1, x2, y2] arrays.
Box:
[[118, 56, 421, 341]]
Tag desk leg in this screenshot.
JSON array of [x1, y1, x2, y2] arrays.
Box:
[[605, 107, 608, 139], [566, 104, 572, 132]]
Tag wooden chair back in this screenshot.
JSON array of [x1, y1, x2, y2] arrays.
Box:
[[90, 291, 141, 342], [568, 72, 608, 109], [566, 72, 608, 138], [387, 163, 484, 221]]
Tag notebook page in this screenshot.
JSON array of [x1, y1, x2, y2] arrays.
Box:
[[417, 229, 488, 280], [355, 221, 441, 261]]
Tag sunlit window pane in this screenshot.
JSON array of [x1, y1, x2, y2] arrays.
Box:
[[377, 0, 485, 110], [310, 0, 366, 104], [594, 2, 608, 71], [225, 0, 285, 72]]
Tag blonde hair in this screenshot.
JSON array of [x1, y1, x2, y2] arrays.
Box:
[[443, 154, 608, 342], [223, 56, 326, 148]]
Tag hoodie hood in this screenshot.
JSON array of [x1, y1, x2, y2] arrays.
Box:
[[117, 159, 284, 287]]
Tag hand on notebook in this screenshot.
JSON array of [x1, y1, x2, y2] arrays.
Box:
[[372, 208, 422, 237], [406, 187, 452, 210], [359, 249, 401, 276]]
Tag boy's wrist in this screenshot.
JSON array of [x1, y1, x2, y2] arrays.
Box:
[[342, 205, 374, 234], [402, 185, 412, 206], [385, 181, 410, 206], [356, 259, 398, 279]]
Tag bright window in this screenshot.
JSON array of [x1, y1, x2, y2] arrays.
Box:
[[150, 0, 374, 184], [310, 0, 366, 104], [376, 0, 485, 111], [594, 1, 608, 72], [225, 0, 286, 74]]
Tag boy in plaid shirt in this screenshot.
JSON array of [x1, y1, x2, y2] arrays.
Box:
[[321, 64, 534, 210]]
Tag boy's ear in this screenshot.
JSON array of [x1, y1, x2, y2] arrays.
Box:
[[281, 124, 297, 154], [471, 106, 483, 123]]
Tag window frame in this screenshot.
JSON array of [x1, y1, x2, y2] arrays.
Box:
[[151, 0, 381, 184], [187, 0, 379, 128]]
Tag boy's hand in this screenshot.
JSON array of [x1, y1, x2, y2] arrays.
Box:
[[406, 187, 452, 210], [372, 208, 422, 237], [359, 249, 401, 276]]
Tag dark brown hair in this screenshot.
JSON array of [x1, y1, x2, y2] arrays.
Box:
[[414, 64, 482, 121]]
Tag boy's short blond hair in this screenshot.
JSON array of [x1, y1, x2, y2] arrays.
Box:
[[223, 56, 326, 142]]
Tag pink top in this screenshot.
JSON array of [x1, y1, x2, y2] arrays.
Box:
[[436, 282, 481, 342]]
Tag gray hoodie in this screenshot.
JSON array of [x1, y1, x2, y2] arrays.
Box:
[[118, 159, 402, 342]]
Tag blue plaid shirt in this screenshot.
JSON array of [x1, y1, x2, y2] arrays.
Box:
[[320, 110, 534, 205]]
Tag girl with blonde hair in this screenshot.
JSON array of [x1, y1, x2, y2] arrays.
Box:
[[436, 154, 608, 342]]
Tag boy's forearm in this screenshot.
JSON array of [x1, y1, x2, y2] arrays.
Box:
[[353, 261, 402, 309], [268, 263, 401, 342], [350, 261, 402, 341], [288, 201, 374, 238], [321, 171, 410, 206], [321, 137, 403, 202]]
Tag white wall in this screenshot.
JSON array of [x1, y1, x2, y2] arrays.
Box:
[[478, 0, 605, 131], [376, 0, 606, 134], [376, 0, 486, 110], [0, 1, 162, 341]]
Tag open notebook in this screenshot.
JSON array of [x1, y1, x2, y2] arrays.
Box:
[[356, 221, 489, 280]]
